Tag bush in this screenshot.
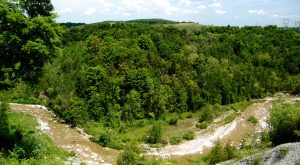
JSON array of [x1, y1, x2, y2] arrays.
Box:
[[247, 116, 258, 125], [196, 121, 209, 129], [170, 135, 182, 145], [269, 102, 300, 145], [182, 131, 195, 140], [204, 141, 237, 165], [98, 132, 112, 147], [146, 123, 162, 144], [199, 105, 214, 122], [168, 117, 178, 126], [117, 143, 142, 165]]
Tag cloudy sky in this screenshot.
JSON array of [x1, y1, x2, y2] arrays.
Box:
[[52, 0, 300, 26]]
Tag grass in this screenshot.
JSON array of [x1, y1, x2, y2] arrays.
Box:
[[247, 116, 258, 125], [222, 112, 238, 124], [0, 82, 41, 104], [82, 100, 257, 150], [173, 23, 203, 30]]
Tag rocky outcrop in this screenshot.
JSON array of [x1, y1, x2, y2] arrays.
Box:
[[221, 142, 300, 165]]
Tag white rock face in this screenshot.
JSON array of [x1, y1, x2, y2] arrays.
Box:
[[220, 143, 300, 165]]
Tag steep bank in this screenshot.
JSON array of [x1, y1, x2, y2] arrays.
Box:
[[9, 103, 119, 165]]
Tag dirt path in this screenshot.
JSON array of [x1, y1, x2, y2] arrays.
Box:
[[9, 103, 119, 165], [147, 95, 299, 158]]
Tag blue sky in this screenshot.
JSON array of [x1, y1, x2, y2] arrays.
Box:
[[52, 0, 300, 26]]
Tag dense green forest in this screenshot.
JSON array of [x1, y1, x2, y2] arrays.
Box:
[[1, 0, 300, 163], [41, 22, 300, 127]]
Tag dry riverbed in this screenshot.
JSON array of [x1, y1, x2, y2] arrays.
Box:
[[9, 103, 119, 165], [146, 94, 300, 160]]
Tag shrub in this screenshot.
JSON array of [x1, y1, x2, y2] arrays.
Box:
[[170, 135, 182, 145], [168, 117, 178, 126], [199, 105, 214, 122], [182, 131, 195, 140], [253, 157, 261, 165], [247, 116, 258, 125], [146, 123, 162, 144], [204, 142, 237, 165], [117, 143, 142, 165], [269, 102, 300, 145], [196, 121, 209, 129], [98, 132, 112, 147]]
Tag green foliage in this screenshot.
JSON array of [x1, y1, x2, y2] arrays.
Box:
[[223, 112, 238, 124], [253, 157, 262, 165], [20, 0, 54, 18], [196, 121, 209, 129], [182, 131, 195, 140], [279, 147, 289, 158], [146, 123, 162, 144], [0, 82, 39, 104], [167, 116, 178, 126], [117, 143, 143, 165], [204, 141, 237, 165], [247, 116, 258, 125], [269, 102, 300, 145], [170, 135, 182, 145], [0, 106, 69, 164], [199, 105, 214, 123], [98, 131, 112, 147], [126, 18, 176, 25], [0, 0, 62, 87], [39, 22, 300, 133]]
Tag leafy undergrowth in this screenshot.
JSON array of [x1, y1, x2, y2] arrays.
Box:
[[83, 100, 256, 151], [0, 103, 71, 165]]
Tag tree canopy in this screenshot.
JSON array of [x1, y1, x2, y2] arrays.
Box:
[[0, 0, 62, 88], [39, 22, 300, 127]]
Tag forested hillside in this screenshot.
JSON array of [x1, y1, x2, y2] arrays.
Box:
[[38, 22, 300, 127], [1, 0, 300, 164]]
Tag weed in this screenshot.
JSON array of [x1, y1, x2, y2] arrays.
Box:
[[196, 121, 209, 129], [170, 135, 182, 145], [279, 147, 289, 158], [182, 131, 195, 140], [247, 116, 258, 125], [253, 157, 261, 165]]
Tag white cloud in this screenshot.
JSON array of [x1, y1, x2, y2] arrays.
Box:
[[121, 0, 144, 12], [123, 12, 131, 17], [197, 5, 207, 9], [216, 9, 227, 14], [248, 9, 266, 15], [209, 2, 222, 8], [85, 7, 96, 15], [59, 7, 72, 14], [272, 14, 279, 18], [180, 0, 192, 6], [99, 0, 114, 13], [234, 16, 240, 19], [152, 0, 180, 15]]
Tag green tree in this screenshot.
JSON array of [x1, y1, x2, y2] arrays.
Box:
[[122, 89, 144, 121], [20, 0, 54, 18], [0, 0, 62, 87]]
